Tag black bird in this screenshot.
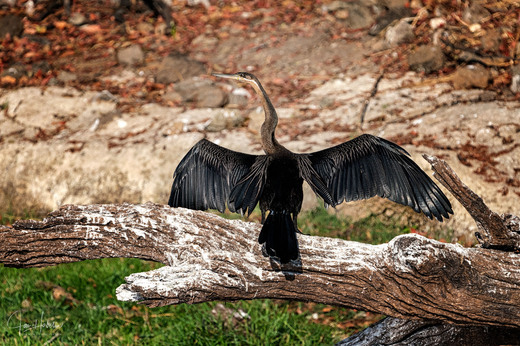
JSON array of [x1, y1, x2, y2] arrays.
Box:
[[168, 72, 453, 263]]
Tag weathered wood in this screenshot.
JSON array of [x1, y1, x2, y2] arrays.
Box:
[[1, 202, 520, 328], [424, 154, 520, 250], [339, 317, 520, 346]]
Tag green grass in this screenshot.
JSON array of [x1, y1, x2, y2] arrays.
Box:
[[0, 259, 349, 344], [299, 206, 414, 244], [1, 205, 451, 344], [300, 205, 456, 245], [0, 209, 41, 227], [0, 182, 48, 227]]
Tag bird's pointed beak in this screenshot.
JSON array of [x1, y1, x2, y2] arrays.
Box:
[[212, 72, 238, 80]]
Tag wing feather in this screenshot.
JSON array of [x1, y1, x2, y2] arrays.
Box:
[[304, 134, 453, 221], [168, 139, 261, 213], [228, 156, 267, 215], [296, 156, 334, 206]]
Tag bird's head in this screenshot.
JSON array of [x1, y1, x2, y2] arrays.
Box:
[[212, 72, 260, 89]]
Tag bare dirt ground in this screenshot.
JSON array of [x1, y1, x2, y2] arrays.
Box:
[[1, 0, 519, 244]]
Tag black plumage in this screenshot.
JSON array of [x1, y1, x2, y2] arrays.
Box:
[[168, 72, 453, 263]]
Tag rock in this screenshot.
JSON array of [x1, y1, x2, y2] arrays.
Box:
[[462, 3, 491, 24], [480, 29, 501, 53], [451, 64, 491, 89], [57, 71, 78, 83], [79, 24, 102, 34], [174, 77, 212, 102], [25, 34, 50, 46], [385, 18, 415, 46], [0, 114, 24, 139], [137, 22, 154, 34], [227, 88, 250, 108], [0, 14, 23, 39], [0, 87, 117, 135], [320, 97, 335, 108], [204, 112, 227, 132], [468, 23, 482, 33], [171, 77, 226, 107], [3, 62, 26, 80], [32, 61, 51, 75], [154, 22, 168, 36], [117, 44, 144, 66], [0, 0, 15, 6], [155, 54, 206, 85], [164, 121, 185, 135], [322, 0, 345, 11], [369, 6, 412, 36], [205, 110, 244, 132], [430, 17, 446, 30], [25, 0, 34, 15], [186, 0, 210, 8], [510, 65, 520, 94], [92, 90, 118, 103], [196, 86, 227, 108], [0, 88, 194, 211], [323, 1, 374, 29], [343, 2, 374, 29], [381, 0, 408, 8], [68, 12, 87, 26], [191, 34, 219, 51], [408, 45, 445, 74], [334, 9, 349, 20], [102, 70, 138, 84], [163, 91, 183, 103]]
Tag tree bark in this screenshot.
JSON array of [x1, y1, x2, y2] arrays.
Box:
[[423, 154, 520, 251], [338, 317, 520, 346], [1, 156, 520, 343]]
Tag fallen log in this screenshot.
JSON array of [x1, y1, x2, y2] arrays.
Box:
[[1, 156, 519, 343]]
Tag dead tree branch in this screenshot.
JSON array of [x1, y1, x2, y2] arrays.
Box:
[[424, 154, 520, 250]]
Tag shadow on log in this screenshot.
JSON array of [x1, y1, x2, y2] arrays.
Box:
[[1, 156, 519, 344]]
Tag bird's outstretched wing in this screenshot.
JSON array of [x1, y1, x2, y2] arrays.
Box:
[[305, 134, 453, 221], [168, 139, 261, 214]]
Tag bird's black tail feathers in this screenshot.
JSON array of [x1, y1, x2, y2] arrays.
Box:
[[258, 212, 299, 263]]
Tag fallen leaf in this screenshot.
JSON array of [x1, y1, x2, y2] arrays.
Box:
[[60, 50, 76, 58], [80, 24, 102, 34], [23, 51, 41, 59], [1, 75, 17, 85], [52, 286, 69, 300], [106, 304, 124, 315], [35, 25, 47, 34], [21, 298, 32, 308], [271, 77, 285, 85], [54, 21, 68, 30], [322, 306, 334, 313]]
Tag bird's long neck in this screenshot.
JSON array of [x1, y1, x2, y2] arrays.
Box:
[[250, 79, 285, 155]]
